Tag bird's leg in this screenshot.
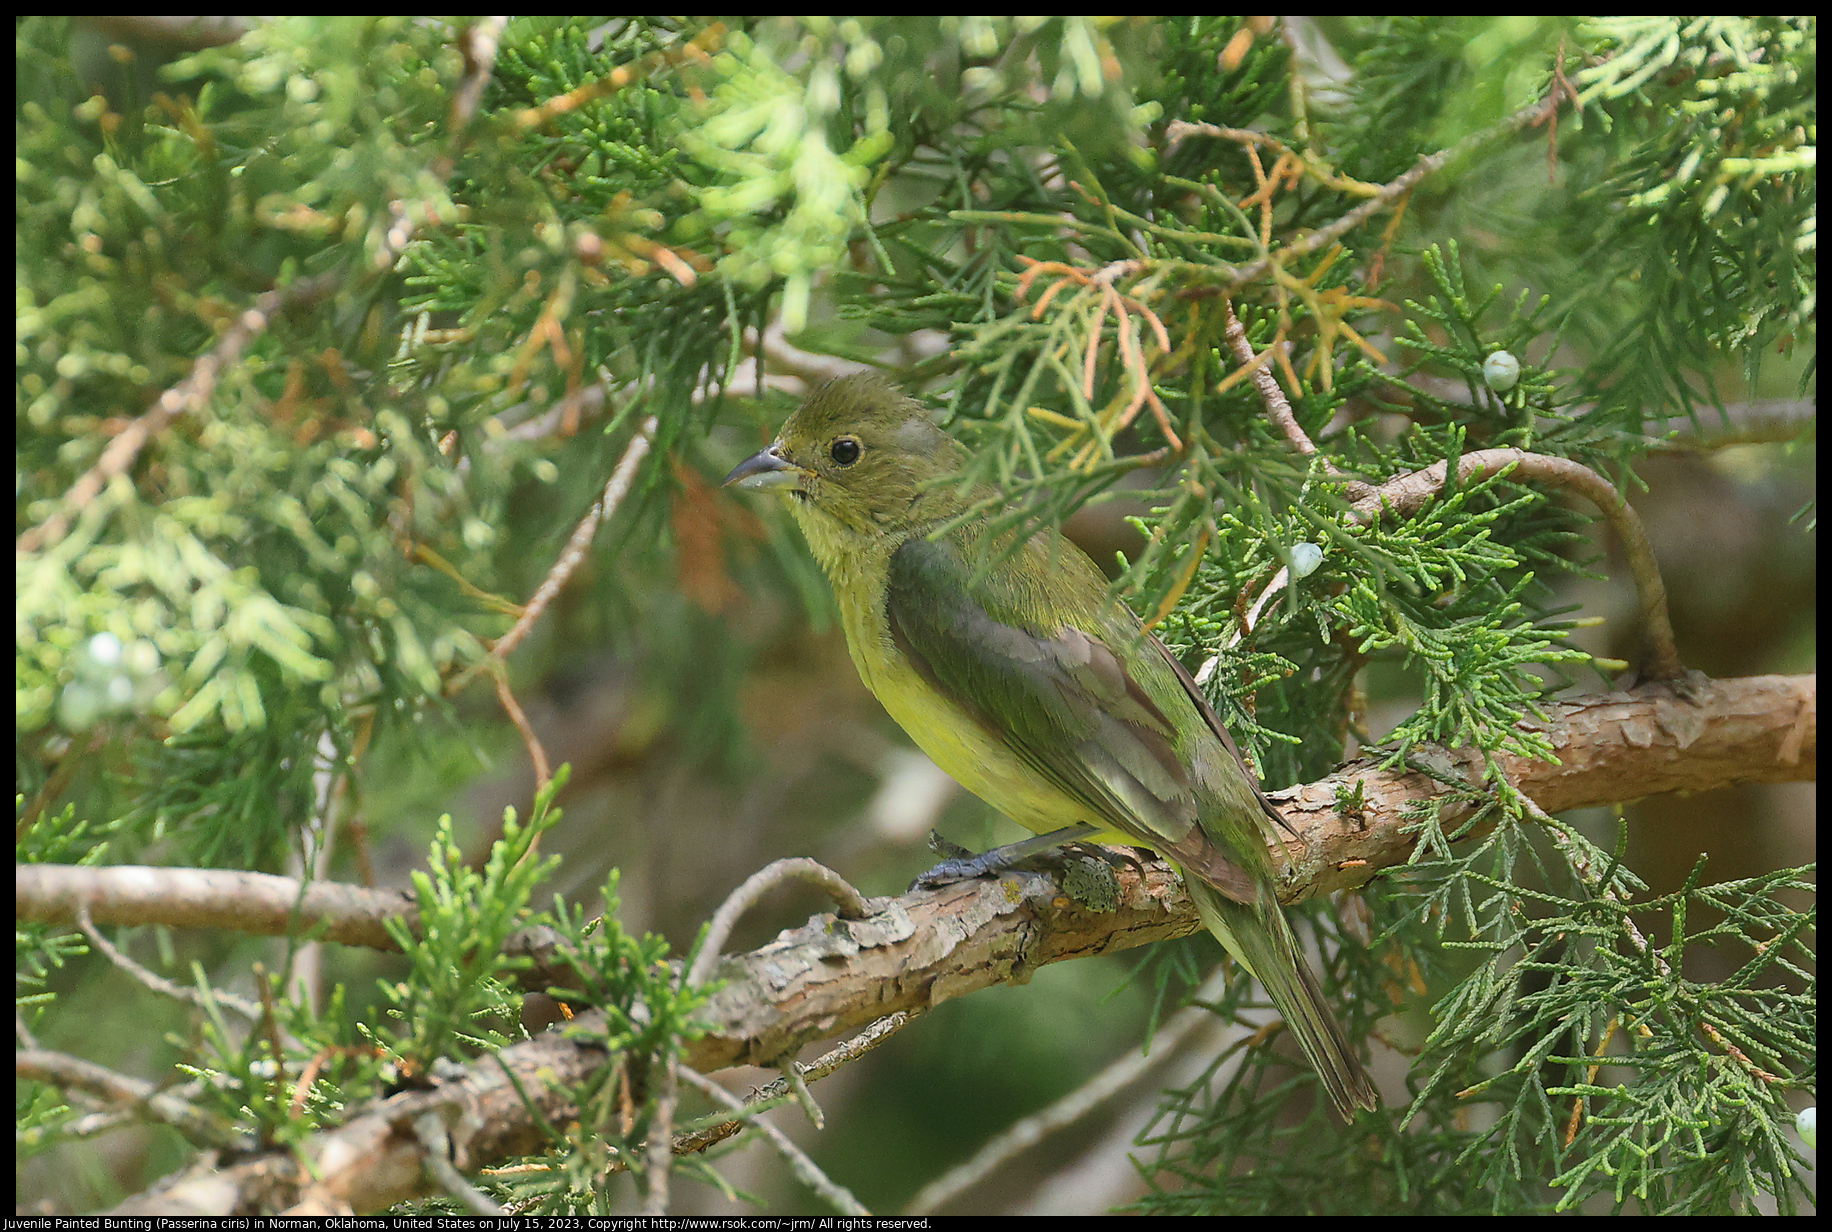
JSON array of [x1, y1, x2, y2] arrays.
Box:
[[911, 824, 1100, 889]]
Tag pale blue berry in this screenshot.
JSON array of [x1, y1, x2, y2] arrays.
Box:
[[1288, 542, 1324, 578], [1483, 350, 1520, 392]]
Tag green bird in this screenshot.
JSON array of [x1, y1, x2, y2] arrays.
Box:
[[724, 373, 1377, 1117]]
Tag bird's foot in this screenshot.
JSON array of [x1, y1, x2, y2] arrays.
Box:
[[910, 825, 1103, 891], [910, 836, 1027, 889]]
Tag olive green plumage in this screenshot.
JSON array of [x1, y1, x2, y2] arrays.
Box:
[[725, 372, 1376, 1116]]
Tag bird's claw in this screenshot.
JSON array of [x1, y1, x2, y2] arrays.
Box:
[[924, 829, 973, 861]]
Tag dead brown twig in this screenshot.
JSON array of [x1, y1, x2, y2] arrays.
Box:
[[1219, 296, 1375, 500], [1168, 76, 1573, 293], [1014, 255, 1181, 448], [19, 21, 515, 558], [444, 415, 659, 790]]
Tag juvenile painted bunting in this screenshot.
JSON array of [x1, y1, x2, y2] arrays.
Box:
[[724, 373, 1377, 1116]]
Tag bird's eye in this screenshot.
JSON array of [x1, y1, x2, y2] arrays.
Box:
[[829, 437, 862, 467]]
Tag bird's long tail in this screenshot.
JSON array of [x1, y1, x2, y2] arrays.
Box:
[[1186, 878, 1379, 1117]]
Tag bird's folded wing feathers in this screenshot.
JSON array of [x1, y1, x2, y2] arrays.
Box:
[[885, 535, 1264, 904]]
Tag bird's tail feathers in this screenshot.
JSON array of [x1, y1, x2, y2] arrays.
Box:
[[1187, 879, 1379, 1117]]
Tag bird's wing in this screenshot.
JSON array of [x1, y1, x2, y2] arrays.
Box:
[[885, 535, 1263, 904], [1149, 625, 1296, 841]]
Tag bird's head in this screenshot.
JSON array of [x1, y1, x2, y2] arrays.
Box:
[[724, 373, 973, 559]]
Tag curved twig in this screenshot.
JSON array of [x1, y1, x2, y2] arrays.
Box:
[[1350, 449, 1682, 680], [903, 964, 1234, 1215], [687, 859, 874, 989], [479, 415, 657, 669]]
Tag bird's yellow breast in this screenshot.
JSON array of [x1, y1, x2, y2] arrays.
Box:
[[788, 492, 1132, 844], [825, 551, 1126, 844]]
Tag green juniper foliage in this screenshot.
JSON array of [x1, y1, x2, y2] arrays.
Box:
[[17, 15, 1813, 1216]]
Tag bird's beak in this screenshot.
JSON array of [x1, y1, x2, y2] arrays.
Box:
[[723, 443, 808, 492]]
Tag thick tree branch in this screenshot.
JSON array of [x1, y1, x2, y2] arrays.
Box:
[[1275, 671, 1814, 895], [63, 671, 1811, 1215], [16, 864, 414, 950]]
